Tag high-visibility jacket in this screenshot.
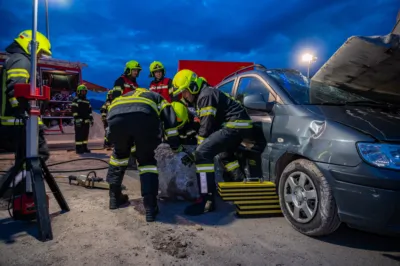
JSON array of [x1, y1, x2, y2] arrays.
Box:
[[195, 86, 253, 145], [0, 43, 43, 126], [108, 88, 180, 149], [111, 75, 139, 99], [71, 96, 93, 124], [149, 77, 174, 102], [100, 99, 112, 121]]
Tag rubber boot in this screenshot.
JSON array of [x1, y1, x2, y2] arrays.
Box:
[[143, 195, 159, 222], [83, 144, 91, 153], [76, 145, 84, 154], [183, 193, 216, 216], [109, 184, 129, 209], [126, 156, 138, 170]]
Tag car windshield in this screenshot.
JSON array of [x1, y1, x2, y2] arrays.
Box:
[[265, 69, 383, 105]]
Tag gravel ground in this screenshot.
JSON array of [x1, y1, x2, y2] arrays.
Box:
[[0, 150, 399, 266]]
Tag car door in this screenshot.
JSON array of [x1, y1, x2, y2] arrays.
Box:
[[233, 74, 278, 178]]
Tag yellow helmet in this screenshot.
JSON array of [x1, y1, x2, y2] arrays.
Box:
[[171, 101, 189, 128], [77, 84, 88, 94], [149, 61, 165, 77], [124, 60, 142, 76], [14, 30, 52, 56], [172, 69, 206, 96]]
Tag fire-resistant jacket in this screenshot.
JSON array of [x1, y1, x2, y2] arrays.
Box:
[[195, 86, 253, 145], [112, 75, 139, 99], [71, 96, 93, 124], [0, 42, 43, 126], [100, 99, 112, 123], [178, 110, 199, 145], [107, 89, 180, 149], [149, 77, 174, 103]]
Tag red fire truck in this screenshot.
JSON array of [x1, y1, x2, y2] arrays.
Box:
[[178, 60, 254, 86]]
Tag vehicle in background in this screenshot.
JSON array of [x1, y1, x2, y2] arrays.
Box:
[[215, 61, 400, 236], [178, 60, 253, 86]]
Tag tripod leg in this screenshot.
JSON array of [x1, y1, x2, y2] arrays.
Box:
[[0, 159, 26, 198], [28, 157, 53, 242], [40, 157, 70, 212]]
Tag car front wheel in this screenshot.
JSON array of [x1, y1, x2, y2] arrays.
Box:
[[278, 159, 341, 236]]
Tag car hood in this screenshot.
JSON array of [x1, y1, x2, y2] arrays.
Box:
[[304, 105, 400, 141]]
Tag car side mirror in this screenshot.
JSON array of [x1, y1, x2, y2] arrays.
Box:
[[243, 94, 274, 112]]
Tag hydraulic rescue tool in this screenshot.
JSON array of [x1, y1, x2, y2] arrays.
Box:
[[0, 0, 69, 242], [67, 171, 126, 190]]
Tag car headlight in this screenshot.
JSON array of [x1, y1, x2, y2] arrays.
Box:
[[357, 142, 400, 170]]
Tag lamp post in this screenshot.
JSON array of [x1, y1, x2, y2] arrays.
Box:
[[302, 53, 317, 78], [45, 0, 50, 41]]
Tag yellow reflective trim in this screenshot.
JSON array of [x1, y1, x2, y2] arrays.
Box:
[[9, 97, 18, 107], [131, 146, 136, 153], [159, 99, 170, 112], [224, 120, 253, 129], [7, 73, 29, 80], [199, 106, 217, 117], [73, 113, 78, 116], [138, 165, 158, 174], [71, 103, 78, 106], [109, 155, 129, 166], [7, 68, 29, 74], [113, 86, 122, 91], [196, 135, 205, 145], [76, 142, 83, 145], [196, 163, 214, 173], [165, 127, 179, 137], [109, 97, 159, 115], [224, 160, 240, 172]]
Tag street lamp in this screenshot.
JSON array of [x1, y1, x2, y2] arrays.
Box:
[[302, 53, 317, 78], [45, 0, 50, 41]]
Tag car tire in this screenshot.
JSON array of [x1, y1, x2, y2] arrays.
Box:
[[278, 159, 341, 237]]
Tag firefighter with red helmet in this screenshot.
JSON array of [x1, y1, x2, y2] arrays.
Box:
[[71, 84, 93, 154], [149, 61, 176, 103], [112, 60, 141, 99]]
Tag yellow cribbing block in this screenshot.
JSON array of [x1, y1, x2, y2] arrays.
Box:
[[220, 195, 279, 201], [218, 191, 277, 197], [236, 208, 282, 215], [236, 204, 281, 210], [218, 181, 275, 189], [234, 199, 279, 205], [218, 188, 276, 193]]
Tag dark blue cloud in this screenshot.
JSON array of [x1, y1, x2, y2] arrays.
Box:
[[0, 0, 398, 88]]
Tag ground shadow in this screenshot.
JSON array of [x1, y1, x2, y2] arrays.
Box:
[[0, 211, 64, 244], [316, 223, 400, 252], [130, 196, 237, 227]]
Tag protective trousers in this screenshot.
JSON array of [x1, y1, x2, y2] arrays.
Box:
[[103, 121, 111, 148], [75, 121, 90, 153], [106, 112, 161, 209], [185, 127, 251, 216]]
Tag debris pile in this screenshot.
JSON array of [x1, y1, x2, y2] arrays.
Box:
[[151, 229, 193, 259], [155, 144, 199, 201]]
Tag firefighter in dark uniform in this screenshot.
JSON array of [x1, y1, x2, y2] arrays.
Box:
[[106, 88, 181, 222], [149, 61, 177, 103], [100, 90, 113, 149], [111, 60, 141, 168], [0, 30, 51, 162], [172, 69, 253, 216], [111, 60, 141, 99], [171, 101, 199, 145], [71, 84, 93, 154]]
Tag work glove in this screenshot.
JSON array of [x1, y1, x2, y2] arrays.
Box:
[[172, 145, 183, 153], [181, 152, 196, 167]]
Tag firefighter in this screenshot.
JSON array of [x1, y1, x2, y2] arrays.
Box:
[[0, 30, 51, 162], [106, 88, 181, 222], [100, 90, 113, 149], [172, 69, 253, 216], [71, 84, 93, 154], [111, 60, 141, 99], [171, 101, 199, 145], [148, 61, 176, 102]]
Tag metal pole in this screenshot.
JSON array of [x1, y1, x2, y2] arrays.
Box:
[[27, 0, 39, 158], [45, 0, 50, 41], [307, 61, 310, 79]]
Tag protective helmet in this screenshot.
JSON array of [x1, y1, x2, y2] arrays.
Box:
[[172, 69, 206, 97], [124, 60, 142, 76], [149, 61, 165, 77], [171, 101, 189, 128], [77, 84, 88, 94], [14, 30, 52, 56]]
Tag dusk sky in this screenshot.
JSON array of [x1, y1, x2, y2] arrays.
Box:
[[0, 0, 398, 89]]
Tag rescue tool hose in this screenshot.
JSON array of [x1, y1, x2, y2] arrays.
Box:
[[0, 157, 110, 173]]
